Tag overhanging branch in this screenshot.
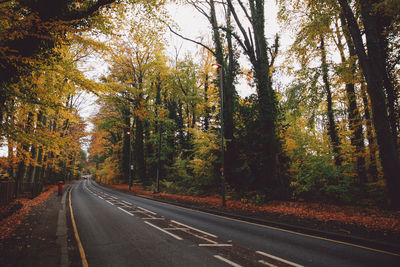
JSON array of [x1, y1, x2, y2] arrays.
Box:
[[167, 25, 216, 56]]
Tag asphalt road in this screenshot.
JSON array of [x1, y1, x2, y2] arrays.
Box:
[[71, 179, 399, 267]]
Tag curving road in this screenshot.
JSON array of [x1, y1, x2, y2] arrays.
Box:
[[71, 179, 399, 267]]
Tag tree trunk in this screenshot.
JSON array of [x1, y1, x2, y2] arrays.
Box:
[[134, 115, 145, 186], [203, 73, 210, 131], [122, 95, 131, 183], [337, 15, 367, 182], [320, 37, 342, 167], [338, 0, 400, 208], [15, 112, 34, 195], [361, 83, 378, 180]]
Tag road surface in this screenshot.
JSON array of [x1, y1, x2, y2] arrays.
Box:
[[70, 179, 399, 266]]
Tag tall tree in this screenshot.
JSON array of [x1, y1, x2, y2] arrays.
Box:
[[226, 0, 284, 194], [320, 36, 342, 167], [337, 0, 400, 208]]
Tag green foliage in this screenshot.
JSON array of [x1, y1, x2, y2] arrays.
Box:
[[290, 154, 344, 202]]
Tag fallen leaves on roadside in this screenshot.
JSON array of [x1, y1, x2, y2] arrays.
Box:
[[0, 185, 57, 243], [108, 184, 400, 233]]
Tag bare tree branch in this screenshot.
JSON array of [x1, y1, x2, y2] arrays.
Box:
[[269, 34, 279, 67], [187, 0, 210, 20], [167, 25, 216, 56], [237, 0, 252, 22], [226, 0, 254, 59]]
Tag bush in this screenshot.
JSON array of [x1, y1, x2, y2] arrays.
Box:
[[290, 155, 351, 204]]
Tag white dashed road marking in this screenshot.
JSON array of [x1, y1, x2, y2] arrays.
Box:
[[118, 207, 134, 216], [171, 220, 217, 238], [214, 255, 242, 267], [144, 221, 183, 240], [256, 251, 303, 267]]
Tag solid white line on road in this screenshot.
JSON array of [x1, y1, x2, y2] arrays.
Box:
[[258, 260, 277, 267], [106, 200, 114, 205], [214, 255, 242, 267], [199, 244, 232, 247], [98, 196, 103, 199], [118, 207, 134, 216], [256, 251, 303, 267], [122, 200, 132, 205], [141, 217, 164, 220], [171, 220, 217, 238], [137, 206, 156, 215], [144, 221, 183, 240]]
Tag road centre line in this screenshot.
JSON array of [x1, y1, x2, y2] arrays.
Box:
[[137, 206, 157, 215], [118, 207, 134, 216], [258, 260, 277, 267], [171, 220, 218, 238], [214, 255, 242, 267], [144, 221, 183, 240], [256, 251, 303, 267], [199, 244, 232, 247]]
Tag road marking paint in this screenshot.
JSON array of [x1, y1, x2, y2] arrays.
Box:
[[141, 217, 164, 220], [119, 203, 133, 208], [137, 206, 156, 215], [256, 251, 303, 267], [98, 196, 103, 199], [200, 244, 232, 247], [171, 220, 217, 238], [118, 207, 134, 216], [69, 188, 89, 267], [122, 200, 132, 205], [105, 200, 114, 205], [188, 232, 217, 244], [214, 255, 242, 267], [258, 260, 277, 267], [144, 221, 183, 240], [164, 227, 188, 230], [145, 198, 400, 257]]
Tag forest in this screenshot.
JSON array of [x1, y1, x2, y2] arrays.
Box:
[[0, 0, 399, 210]]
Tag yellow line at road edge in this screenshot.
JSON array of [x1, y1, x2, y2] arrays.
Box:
[[137, 195, 400, 257], [69, 187, 89, 267]]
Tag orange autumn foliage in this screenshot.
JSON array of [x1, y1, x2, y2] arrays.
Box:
[[108, 184, 400, 233], [0, 185, 57, 243]]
